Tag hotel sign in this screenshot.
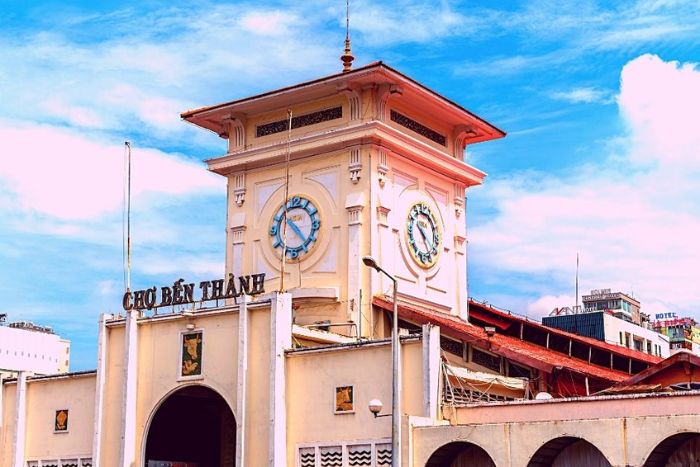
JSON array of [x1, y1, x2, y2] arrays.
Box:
[[123, 273, 265, 311]]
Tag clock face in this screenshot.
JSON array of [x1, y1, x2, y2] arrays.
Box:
[[406, 201, 441, 268], [269, 195, 321, 260]]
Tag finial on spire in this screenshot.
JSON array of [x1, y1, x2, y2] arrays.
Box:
[[341, 0, 354, 73]]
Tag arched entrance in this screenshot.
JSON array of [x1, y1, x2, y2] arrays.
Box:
[[528, 436, 611, 467], [644, 432, 700, 467], [144, 385, 235, 467], [425, 441, 496, 467]]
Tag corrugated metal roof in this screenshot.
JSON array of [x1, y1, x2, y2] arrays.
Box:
[[374, 297, 630, 383], [468, 300, 662, 365]]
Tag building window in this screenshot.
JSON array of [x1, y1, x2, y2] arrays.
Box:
[[471, 348, 501, 373], [440, 336, 463, 357]]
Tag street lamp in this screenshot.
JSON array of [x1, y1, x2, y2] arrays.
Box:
[[362, 255, 401, 467]]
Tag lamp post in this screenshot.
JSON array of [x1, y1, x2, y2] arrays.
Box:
[[362, 255, 401, 467]]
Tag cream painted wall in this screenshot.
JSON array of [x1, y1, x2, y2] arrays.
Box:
[[371, 147, 468, 318], [285, 339, 424, 464], [133, 311, 240, 465], [225, 91, 373, 336], [98, 323, 124, 466], [24, 375, 96, 461], [0, 382, 17, 467], [242, 307, 271, 466], [0, 375, 95, 467]]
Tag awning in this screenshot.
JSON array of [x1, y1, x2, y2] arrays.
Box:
[[444, 364, 526, 393]]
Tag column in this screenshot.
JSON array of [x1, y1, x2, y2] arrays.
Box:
[[92, 313, 111, 467], [12, 371, 28, 467], [119, 310, 139, 467], [422, 324, 440, 419], [269, 292, 292, 466], [346, 192, 365, 332], [236, 295, 250, 467]]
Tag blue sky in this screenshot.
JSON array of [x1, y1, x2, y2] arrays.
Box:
[[1, 0, 699, 370]]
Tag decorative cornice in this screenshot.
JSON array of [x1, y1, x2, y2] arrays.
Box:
[[205, 121, 487, 186]]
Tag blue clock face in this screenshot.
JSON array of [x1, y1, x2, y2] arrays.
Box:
[[406, 201, 441, 268], [269, 196, 321, 260]]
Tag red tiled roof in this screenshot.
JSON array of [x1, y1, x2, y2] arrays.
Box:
[[616, 350, 700, 387], [374, 297, 630, 383], [468, 300, 662, 365]]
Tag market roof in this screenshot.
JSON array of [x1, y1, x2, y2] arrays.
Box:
[[468, 300, 662, 366], [615, 349, 700, 387], [373, 297, 631, 383]]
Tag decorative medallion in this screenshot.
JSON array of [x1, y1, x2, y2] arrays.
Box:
[[54, 409, 69, 432], [181, 331, 203, 377], [406, 201, 441, 268], [334, 385, 354, 413], [269, 196, 321, 260]]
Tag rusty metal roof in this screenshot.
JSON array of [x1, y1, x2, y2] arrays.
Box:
[[374, 297, 631, 383]]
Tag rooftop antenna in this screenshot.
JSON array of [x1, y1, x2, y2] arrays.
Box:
[[340, 0, 354, 72], [575, 252, 579, 313], [123, 141, 132, 296], [279, 110, 293, 292]]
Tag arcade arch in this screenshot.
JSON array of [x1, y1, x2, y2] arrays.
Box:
[[143, 385, 236, 467], [527, 436, 611, 467], [643, 432, 700, 467], [425, 441, 496, 467]]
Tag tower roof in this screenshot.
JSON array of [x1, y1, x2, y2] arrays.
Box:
[[181, 61, 505, 146]]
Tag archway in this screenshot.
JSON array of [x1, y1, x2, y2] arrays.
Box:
[[425, 441, 496, 467], [144, 385, 236, 467], [644, 432, 700, 467], [528, 436, 611, 467]]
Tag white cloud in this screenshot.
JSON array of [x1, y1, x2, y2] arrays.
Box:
[[0, 5, 338, 143], [527, 295, 576, 319], [0, 120, 224, 221], [351, 0, 493, 45], [471, 55, 700, 319], [550, 87, 614, 104], [137, 254, 224, 277], [240, 10, 299, 36]]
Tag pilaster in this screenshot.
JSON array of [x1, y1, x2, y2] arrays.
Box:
[[119, 310, 139, 467], [422, 324, 440, 419], [12, 371, 28, 467], [269, 292, 292, 466], [236, 295, 251, 467], [346, 192, 365, 330], [92, 313, 111, 467]]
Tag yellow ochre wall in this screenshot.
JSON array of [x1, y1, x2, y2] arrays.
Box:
[[0, 374, 96, 467], [286, 339, 425, 462]]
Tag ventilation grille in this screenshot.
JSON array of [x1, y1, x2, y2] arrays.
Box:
[[257, 106, 342, 137], [390, 110, 446, 146]]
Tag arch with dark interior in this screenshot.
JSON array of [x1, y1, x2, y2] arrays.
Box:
[[527, 436, 611, 467], [643, 432, 700, 467], [144, 385, 236, 467], [425, 441, 496, 467]]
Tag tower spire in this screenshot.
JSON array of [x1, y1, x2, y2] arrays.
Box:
[[341, 0, 354, 72]]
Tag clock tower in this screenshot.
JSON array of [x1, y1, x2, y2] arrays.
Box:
[[182, 62, 504, 336]]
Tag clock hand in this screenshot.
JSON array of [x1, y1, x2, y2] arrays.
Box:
[[286, 218, 308, 250], [416, 223, 433, 250]]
